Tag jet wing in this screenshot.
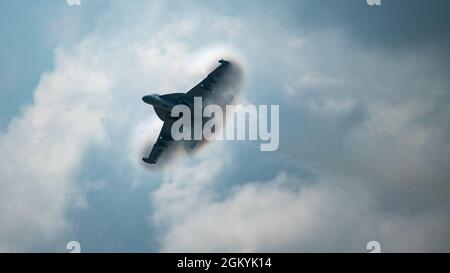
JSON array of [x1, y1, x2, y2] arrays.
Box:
[[142, 121, 173, 164], [186, 59, 232, 98]]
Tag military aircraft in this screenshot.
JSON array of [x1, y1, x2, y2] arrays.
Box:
[[141, 59, 239, 164]]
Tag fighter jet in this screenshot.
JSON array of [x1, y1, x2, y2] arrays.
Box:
[[141, 59, 238, 164]]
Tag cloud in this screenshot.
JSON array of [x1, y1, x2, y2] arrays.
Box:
[[157, 169, 450, 252], [0, 1, 248, 251], [150, 6, 450, 252], [1, 1, 449, 252], [157, 170, 450, 252], [279, 31, 450, 212], [0, 45, 112, 251], [157, 172, 370, 252]]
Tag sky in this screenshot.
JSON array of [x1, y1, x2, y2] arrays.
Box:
[[0, 0, 449, 252]]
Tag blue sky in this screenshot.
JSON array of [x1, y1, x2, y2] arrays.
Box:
[[1, 0, 450, 252]]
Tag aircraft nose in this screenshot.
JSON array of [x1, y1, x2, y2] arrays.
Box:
[[143, 94, 161, 105], [142, 95, 152, 104]]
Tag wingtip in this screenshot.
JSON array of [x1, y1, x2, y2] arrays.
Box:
[[142, 157, 156, 164]]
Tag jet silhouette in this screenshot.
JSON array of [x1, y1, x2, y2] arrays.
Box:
[[142, 59, 238, 164]]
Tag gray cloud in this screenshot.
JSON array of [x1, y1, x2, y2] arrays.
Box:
[[1, 0, 449, 252], [150, 2, 450, 252], [0, 45, 113, 251], [158, 171, 450, 252]]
